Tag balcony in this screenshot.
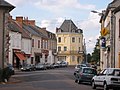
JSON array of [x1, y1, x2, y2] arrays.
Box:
[[58, 51, 83, 55]]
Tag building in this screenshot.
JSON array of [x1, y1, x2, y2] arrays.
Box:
[[56, 20, 84, 65], [0, 0, 14, 69], [15, 16, 57, 65], [99, 0, 120, 69]]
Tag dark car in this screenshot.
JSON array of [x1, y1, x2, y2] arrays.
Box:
[[7, 63, 15, 75], [74, 67, 97, 84], [35, 63, 46, 70], [21, 64, 36, 71], [52, 63, 60, 68], [75, 64, 87, 71]]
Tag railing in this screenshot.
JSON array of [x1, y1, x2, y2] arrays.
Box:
[[57, 51, 83, 55]]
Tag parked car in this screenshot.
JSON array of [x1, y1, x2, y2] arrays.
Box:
[[60, 61, 68, 67], [52, 63, 60, 68], [44, 63, 52, 69], [91, 68, 120, 90], [35, 63, 46, 70], [75, 64, 87, 71], [21, 64, 36, 71], [7, 63, 15, 75], [74, 67, 97, 84]]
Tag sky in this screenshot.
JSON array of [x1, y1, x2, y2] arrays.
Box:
[[6, 0, 113, 53]]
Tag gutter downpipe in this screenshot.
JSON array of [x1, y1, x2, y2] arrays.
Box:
[[111, 10, 116, 68]]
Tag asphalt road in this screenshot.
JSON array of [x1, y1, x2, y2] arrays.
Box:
[[0, 66, 103, 90]]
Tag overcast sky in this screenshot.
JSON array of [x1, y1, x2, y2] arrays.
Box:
[[6, 0, 113, 53]]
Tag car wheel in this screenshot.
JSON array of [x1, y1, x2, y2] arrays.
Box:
[[92, 81, 96, 89], [104, 83, 108, 90], [75, 79, 78, 83]]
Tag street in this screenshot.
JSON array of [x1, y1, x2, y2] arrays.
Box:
[[0, 66, 99, 90]]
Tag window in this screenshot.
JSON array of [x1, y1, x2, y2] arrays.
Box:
[[79, 38, 80, 43], [31, 57, 33, 64], [72, 30, 75, 32], [58, 37, 61, 43], [72, 37, 75, 43], [32, 39, 34, 47], [38, 40, 40, 48], [64, 46, 67, 51], [119, 19, 120, 38], [72, 56, 75, 61], [58, 46, 61, 51], [79, 47, 80, 51], [41, 39, 43, 48], [64, 37, 66, 43]]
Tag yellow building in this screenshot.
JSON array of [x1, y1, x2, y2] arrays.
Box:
[[56, 20, 84, 65]]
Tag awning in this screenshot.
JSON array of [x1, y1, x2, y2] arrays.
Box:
[[15, 52, 26, 60]]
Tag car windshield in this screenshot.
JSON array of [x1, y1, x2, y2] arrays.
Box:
[[113, 69, 120, 76], [77, 64, 86, 68], [83, 68, 97, 74]]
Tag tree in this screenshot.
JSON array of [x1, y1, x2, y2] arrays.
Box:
[[91, 39, 100, 65], [87, 53, 92, 63]]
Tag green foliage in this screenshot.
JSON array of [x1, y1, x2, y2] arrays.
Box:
[[87, 53, 92, 63], [91, 47, 100, 64], [87, 39, 100, 64]]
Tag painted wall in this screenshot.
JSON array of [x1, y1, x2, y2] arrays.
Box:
[[115, 12, 120, 68], [57, 32, 84, 65], [21, 38, 31, 64], [9, 31, 22, 64]]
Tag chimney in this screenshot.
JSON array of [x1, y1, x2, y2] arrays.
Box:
[[23, 17, 28, 25], [41, 27, 46, 30], [16, 16, 23, 24], [28, 20, 35, 26]]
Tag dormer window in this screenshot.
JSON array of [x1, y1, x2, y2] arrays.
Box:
[[78, 30, 80, 33], [58, 29, 61, 32], [72, 30, 75, 32]]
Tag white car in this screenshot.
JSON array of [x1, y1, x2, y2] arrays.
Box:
[[91, 68, 120, 90]]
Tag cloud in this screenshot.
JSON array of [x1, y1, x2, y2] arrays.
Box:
[[34, 0, 95, 13], [40, 20, 51, 28], [6, 0, 25, 6], [39, 17, 64, 33], [79, 12, 101, 31], [6, 0, 95, 10], [78, 11, 102, 53]]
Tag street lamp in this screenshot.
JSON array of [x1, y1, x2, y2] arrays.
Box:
[[91, 10, 104, 16]]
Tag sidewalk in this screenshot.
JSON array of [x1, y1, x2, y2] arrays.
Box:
[[0, 76, 22, 84], [7, 77, 22, 84]]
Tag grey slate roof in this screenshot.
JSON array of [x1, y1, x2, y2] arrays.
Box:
[[23, 23, 40, 37], [29, 25, 48, 39], [14, 21, 31, 39], [34, 26, 49, 38], [7, 21, 21, 33], [47, 31, 56, 40], [0, 0, 15, 11], [59, 20, 77, 32], [108, 0, 120, 8], [8, 20, 31, 39]]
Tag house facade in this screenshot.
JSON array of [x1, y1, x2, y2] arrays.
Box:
[[56, 20, 84, 65], [99, 0, 120, 69], [15, 16, 57, 65], [0, 0, 14, 69]]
